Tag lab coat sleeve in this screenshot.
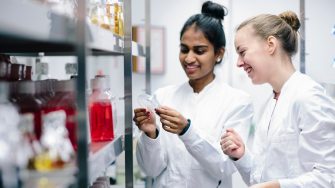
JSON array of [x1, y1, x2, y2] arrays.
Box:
[[179, 99, 253, 181], [278, 91, 335, 188], [136, 129, 167, 177], [232, 148, 254, 186]]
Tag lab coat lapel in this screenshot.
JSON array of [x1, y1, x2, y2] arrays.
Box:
[[267, 72, 299, 137]]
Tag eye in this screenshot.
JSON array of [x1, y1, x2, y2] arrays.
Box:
[[180, 46, 189, 54], [194, 47, 206, 55], [194, 49, 205, 55], [239, 50, 245, 56]]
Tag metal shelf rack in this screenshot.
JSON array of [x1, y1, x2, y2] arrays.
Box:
[[0, 0, 143, 187]]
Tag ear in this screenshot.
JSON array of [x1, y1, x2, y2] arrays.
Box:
[[267, 36, 277, 55], [215, 48, 225, 61]]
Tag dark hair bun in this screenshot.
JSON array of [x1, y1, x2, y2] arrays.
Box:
[[279, 11, 301, 31], [201, 1, 227, 21]]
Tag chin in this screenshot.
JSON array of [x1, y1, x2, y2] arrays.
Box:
[[251, 79, 266, 85], [251, 78, 262, 85]]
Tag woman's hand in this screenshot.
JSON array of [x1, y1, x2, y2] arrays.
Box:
[[155, 106, 188, 135], [249, 181, 280, 188], [133, 108, 157, 138], [220, 128, 245, 159]]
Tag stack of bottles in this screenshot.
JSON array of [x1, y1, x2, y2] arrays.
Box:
[[88, 0, 124, 36], [0, 77, 77, 172], [0, 54, 33, 81], [89, 75, 116, 142]]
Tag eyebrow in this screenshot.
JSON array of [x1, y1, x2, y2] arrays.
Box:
[[180, 43, 208, 48]]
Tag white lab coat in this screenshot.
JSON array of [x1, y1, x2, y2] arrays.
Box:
[[136, 78, 253, 188], [233, 72, 335, 188]]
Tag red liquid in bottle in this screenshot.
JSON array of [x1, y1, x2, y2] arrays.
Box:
[[42, 80, 77, 150], [89, 76, 116, 142], [89, 101, 114, 141]]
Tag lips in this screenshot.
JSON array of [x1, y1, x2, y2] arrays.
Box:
[[244, 66, 252, 76], [185, 64, 200, 74]]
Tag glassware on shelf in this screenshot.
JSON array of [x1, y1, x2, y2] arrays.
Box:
[[36, 80, 76, 172], [89, 75, 116, 142], [9, 64, 25, 81], [42, 79, 77, 151], [0, 54, 11, 81], [88, 0, 124, 36]]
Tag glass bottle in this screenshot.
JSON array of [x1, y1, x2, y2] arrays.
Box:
[[24, 65, 32, 80], [117, 2, 124, 37], [89, 76, 115, 142], [43, 79, 77, 150], [0, 60, 8, 81], [9, 64, 25, 81]]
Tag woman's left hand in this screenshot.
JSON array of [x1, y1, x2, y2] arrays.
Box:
[[249, 181, 280, 188], [155, 106, 188, 135]]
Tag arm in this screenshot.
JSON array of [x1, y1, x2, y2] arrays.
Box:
[[136, 129, 167, 177], [278, 92, 335, 188], [134, 108, 167, 177], [221, 129, 254, 186], [249, 181, 280, 188], [181, 100, 253, 180]]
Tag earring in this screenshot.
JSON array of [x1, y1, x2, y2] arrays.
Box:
[[216, 58, 221, 62]]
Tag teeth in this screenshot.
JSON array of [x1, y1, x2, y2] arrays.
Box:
[[186, 65, 198, 69], [245, 67, 252, 73]]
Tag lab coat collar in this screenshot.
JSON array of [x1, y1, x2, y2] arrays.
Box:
[[267, 71, 300, 136], [186, 76, 218, 96]]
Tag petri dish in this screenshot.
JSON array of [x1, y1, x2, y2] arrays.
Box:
[[137, 94, 160, 110]]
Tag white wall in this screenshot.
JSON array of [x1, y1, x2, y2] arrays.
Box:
[[305, 0, 335, 84], [149, 0, 202, 91]]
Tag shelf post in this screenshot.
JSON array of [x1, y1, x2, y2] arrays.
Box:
[[123, 0, 133, 187], [76, 0, 89, 187], [145, 0, 151, 94]]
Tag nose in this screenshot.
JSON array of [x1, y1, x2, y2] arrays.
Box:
[[185, 52, 196, 63], [236, 56, 244, 68]]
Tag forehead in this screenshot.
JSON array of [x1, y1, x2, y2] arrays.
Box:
[[181, 25, 210, 44], [234, 25, 262, 48]]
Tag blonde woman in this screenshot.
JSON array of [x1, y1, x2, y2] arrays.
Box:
[[221, 11, 335, 188]]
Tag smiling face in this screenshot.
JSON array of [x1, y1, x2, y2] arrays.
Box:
[[179, 25, 222, 84], [234, 25, 273, 84]]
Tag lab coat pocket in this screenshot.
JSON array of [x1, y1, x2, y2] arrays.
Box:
[[269, 133, 300, 178]]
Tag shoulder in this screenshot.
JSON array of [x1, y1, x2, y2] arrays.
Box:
[[292, 73, 334, 111], [153, 82, 189, 100], [154, 82, 187, 95], [217, 82, 252, 105]]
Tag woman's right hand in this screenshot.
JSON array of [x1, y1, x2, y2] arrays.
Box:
[[220, 128, 245, 160], [133, 108, 157, 138]]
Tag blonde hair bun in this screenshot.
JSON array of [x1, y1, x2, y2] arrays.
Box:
[[279, 11, 301, 31]]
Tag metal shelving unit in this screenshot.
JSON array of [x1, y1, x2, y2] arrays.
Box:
[[0, 0, 144, 187]]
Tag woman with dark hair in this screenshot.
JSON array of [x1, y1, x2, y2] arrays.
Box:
[[133, 1, 253, 187]]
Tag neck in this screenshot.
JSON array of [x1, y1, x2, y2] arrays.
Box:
[[269, 57, 295, 93], [189, 74, 215, 93]]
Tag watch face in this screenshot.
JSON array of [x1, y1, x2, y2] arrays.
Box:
[[137, 94, 160, 110]]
